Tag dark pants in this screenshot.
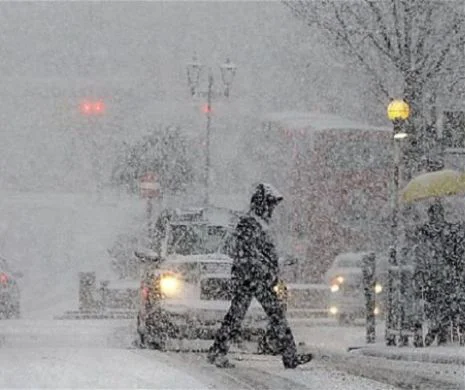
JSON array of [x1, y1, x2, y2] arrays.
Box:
[[210, 279, 297, 366]]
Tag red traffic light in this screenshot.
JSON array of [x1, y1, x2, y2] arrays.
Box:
[[201, 103, 212, 114], [80, 100, 106, 115]]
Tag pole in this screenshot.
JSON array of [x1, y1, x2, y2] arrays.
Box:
[[205, 71, 213, 206], [386, 123, 401, 346], [363, 252, 376, 344], [146, 197, 153, 245]]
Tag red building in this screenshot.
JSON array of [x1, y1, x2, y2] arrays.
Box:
[[260, 112, 393, 281]]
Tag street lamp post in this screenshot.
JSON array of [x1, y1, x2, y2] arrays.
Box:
[[186, 56, 237, 205], [140, 172, 159, 246], [386, 99, 410, 346]]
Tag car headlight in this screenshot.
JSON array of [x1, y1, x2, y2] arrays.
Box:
[[329, 306, 338, 315], [273, 280, 288, 300], [336, 276, 344, 284], [159, 274, 181, 298], [330, 284, 340, 293], [375, 283, 383, 294], [374, 306, 380, 315]]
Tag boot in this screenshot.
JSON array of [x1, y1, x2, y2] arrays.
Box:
[[283, 353, 313, 369], [207, 347, 235, 368]]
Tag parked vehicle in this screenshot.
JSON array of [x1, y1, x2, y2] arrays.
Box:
[[136, 207, 272, 350], [325, 251, 387, 325]]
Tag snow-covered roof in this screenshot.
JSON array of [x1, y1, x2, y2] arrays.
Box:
[[262, 111, 391, 133]]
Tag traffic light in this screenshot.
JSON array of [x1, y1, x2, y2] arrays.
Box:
[[80, 100, 105, 115], [201, 103, 212, 114]]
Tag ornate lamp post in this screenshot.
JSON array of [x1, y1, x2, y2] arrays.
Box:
[[220, 58, 237, 98], [139, 172, 159, 245], [186, 56, 237, 205], [385, 98, 410, 346], [186, 55, 202, 97]]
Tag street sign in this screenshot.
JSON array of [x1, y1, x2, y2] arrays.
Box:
[[139, 173, 159, 198]]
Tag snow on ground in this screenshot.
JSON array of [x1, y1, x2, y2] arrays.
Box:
[[292, 322, 465, 389], [292, 321, 380, 354], [0, 319, 207, 389], [293, 321, 465, 365], [0, 318, 401, 389], [0, 347, 208, 389]]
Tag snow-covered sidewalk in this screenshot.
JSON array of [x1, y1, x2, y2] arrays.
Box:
[[292, 321, 465, 365], [292, 321, 465, 389]]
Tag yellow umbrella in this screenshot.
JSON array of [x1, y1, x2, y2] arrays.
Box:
[[401, 169, 465, 203]]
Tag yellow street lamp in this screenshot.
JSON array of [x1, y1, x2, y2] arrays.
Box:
[[385, 98, 410, 346], [387, 99, 410, 121]]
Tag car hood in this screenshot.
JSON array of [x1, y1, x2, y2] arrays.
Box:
[[164, 253, 233, 265]]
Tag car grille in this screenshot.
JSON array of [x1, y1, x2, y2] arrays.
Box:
[[200, 278, 232, 301]]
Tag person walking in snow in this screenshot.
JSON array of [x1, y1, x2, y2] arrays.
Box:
[[208, 183, 313, 368]]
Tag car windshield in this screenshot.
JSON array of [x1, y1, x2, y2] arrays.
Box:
[[335, 258, 362, 268], [167, 223, 229, 256]]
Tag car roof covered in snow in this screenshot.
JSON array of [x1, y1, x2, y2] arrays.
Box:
[[168, 206, 241, 228], [262, 111, 391, 133]]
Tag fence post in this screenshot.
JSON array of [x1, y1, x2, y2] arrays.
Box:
[[362, 252, 376, 344]]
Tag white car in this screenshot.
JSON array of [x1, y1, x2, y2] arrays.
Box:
[[136, 207, 280, 350], [325, 251, 387, 325]]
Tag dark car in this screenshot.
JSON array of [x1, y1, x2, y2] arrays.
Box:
[[0, 256, 21, 319]]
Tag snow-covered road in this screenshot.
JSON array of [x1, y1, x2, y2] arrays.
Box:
[[0, 319, 399, 389]]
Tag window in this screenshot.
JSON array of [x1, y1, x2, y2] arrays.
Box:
[[167, 224, 228, 256]]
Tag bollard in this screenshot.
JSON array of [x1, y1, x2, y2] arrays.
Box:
[[362, 252, 376, 344], [79, 272, 97, 311], [99, 280, 110, 312]]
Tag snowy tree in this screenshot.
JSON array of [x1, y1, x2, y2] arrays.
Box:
[[111, 125, 195, 195], [284, 0, 465, 177]]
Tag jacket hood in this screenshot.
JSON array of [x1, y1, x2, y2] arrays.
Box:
[[249, 183, 283, 221]]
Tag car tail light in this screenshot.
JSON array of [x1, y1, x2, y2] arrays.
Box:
[[141, 286, 149, 300], [140, 281, 150, 301], [0, 273, 8, 285]]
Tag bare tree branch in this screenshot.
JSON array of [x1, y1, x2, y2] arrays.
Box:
[[331, 5, 390, 98], [423, 17, 464, 81], [390, 0, 403, 61], [345, 2, 400, 68], [363, 0, 398, 59], [414, 3, 435, 64], [402, 0, 413, 73]]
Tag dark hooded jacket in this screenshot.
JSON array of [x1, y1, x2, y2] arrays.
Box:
[[229, 183, 283, 286]]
